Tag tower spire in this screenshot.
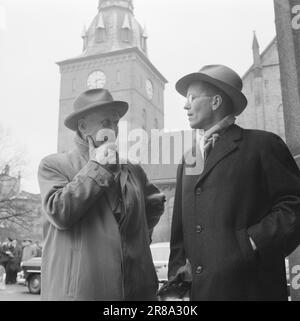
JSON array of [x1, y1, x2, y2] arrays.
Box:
[[252, 31, 262, 71], [252, 30, 260, 51], [81, 24, 88, 51], [98, 0, 134, 13], [80, 0, 146, 56]]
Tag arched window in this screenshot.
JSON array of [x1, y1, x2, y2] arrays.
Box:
[[95, 13, 106, 43], [96, 28, 106, 43], [122, 14, 131, 43]]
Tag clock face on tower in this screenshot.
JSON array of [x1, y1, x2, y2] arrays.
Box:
[[87, 70, 106, 89], [146, 79, 154, 100]]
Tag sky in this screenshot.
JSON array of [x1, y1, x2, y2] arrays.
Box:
[[0, 0, 276, 193]]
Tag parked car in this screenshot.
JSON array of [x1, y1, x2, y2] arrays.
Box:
[[20, 257, 41, 294], [17, 243, 170, 295], [150, 242, 170, 283]]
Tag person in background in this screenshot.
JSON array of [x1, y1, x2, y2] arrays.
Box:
[[21, 239, 37, 263], [5, 239, 22, 285], [32, 241, 42, 257]]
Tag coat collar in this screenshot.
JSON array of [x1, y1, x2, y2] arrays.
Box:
[[74, 133, 89, 161], [186, 124, 243, 189]]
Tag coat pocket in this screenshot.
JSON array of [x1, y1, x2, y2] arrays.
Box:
[[235, 229, 257, 267]]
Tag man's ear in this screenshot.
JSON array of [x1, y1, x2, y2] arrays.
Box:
[[77, 119, 87, 135], [211, 95, 222, 111]]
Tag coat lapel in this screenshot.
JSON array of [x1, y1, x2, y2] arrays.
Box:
[[195, 125, 243, 187]]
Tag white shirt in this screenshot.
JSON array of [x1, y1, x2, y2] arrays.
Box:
[[196, 129, 205, 159]]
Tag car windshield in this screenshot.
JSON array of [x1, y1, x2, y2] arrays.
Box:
[[151, 246, 170, 261]]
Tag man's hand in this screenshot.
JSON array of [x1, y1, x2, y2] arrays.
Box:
[[88, 136, 120, 173]]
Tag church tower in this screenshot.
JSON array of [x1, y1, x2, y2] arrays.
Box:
[[57, 0, 167, 152]]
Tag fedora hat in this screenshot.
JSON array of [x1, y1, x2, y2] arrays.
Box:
[[64, 88, 129, 131], [176, 65, 248, 116]]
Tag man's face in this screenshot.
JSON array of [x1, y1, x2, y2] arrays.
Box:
[[81, 108, 120, 147], [184, 82, 214, 130]]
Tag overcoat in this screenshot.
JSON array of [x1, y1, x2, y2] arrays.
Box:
[[38, 138, 164, 301], [168, 124, 300, 301]]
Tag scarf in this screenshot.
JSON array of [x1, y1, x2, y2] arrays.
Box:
[[204, 114, 236, 148], [196, 114, 236, 159]]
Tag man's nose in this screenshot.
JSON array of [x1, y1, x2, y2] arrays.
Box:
[[184, 101, 191, 110]]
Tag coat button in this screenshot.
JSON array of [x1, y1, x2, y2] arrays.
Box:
[[195, 187, 202, 195], [196, 225, 203, 233], [196, 266, 203, 274]]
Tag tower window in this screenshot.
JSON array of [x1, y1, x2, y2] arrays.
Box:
[[122, 14, 131, 43], [122, 28, 130, 43], [154, 118, 159, 129], [96, 28, 106, 43], [116, 71, 121, 84], [72, 78, 76, 92], [264, 80, 269, 88]]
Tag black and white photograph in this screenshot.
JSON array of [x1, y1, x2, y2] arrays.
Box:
[[1, 0, 300, 305]]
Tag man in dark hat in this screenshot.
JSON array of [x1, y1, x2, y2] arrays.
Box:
[[168, 65, 300, 301], [38, 88, 165, 301]]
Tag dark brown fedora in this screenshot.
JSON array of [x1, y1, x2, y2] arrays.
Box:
[[64, 88, 129, 131], [176, 64, 248, 116]]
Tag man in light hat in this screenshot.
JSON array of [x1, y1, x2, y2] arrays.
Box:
[[38, 88, 165, 301], [167, 65, 300, 301]]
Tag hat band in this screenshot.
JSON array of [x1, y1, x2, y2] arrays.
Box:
[[74, 99, 115, 113]]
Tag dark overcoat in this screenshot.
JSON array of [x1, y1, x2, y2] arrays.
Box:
[[168, 124, 300, 301], [38, 138, 164, 301]]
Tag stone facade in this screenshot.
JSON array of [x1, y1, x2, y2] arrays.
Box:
[[237, 34, 285, 141]]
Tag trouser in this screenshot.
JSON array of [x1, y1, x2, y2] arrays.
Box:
[[5, 267, 17, 284]]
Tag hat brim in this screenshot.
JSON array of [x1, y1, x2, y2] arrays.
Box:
[[176, 72, 248, 116], [64, 101, 129, 131]]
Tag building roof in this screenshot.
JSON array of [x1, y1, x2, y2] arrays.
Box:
[[77, 0, 148, 58]]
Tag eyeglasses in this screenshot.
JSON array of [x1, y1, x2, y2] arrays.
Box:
[[186, 94, 212, 105]]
